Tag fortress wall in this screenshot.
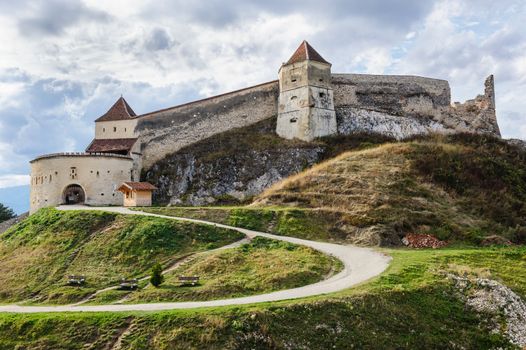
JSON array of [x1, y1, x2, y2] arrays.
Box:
[[136, 81, 279, 170], [30, 154, 133, 213], [332, 73, 451, 117], [332, 73, 500, 138]]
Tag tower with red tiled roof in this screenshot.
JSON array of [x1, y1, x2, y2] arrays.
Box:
[[276, 41, 337, 141], [88, 96, 142, 180]]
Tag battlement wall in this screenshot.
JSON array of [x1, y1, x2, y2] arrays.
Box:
[[137, 80, 279, 169], [136, 73, 499, 172]]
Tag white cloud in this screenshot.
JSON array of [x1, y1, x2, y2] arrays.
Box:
[[0, 0, 524, 189], [0, 174, 30, 189]]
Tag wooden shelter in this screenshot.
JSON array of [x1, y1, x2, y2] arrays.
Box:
[[117, 182, 157, 207]]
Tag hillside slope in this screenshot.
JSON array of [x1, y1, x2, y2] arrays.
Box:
[[253, 134, 526, 246], [0, 208, 242, 304], [143, 118, 394, 206]]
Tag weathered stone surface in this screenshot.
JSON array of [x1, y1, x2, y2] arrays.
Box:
[[451, 275, 526, 347], [136, 73, 502, 175], [507, 138, 526, 151], [0, 212, 28, 234], [332, 73, 451, 116], [146, 147, 323, 206], [137, 81, 279, 170], [337, 106, 449, 139], [143, 119, 326, 206]]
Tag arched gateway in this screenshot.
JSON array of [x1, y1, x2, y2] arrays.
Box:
[[63, 184, 85, 205]]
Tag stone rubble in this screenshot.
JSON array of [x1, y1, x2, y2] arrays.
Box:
[[451, 275, 526, 348]]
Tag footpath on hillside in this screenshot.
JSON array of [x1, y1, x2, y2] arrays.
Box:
[[0, 205, 390, 313]]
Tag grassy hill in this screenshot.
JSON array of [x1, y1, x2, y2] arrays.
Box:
[[253, 134, 526, 245], [0, 133, 525, 349], [92, 237, 341, 304], [142, 134, 526, 246], [0, 245, 524, 349], [0, 208, 243, 304]]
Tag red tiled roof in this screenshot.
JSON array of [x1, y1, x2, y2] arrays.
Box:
[[85, 138, 138, 153], [95, 97, 137, 122], [286, 40, 330, 65], [118, 182, 157, 191]]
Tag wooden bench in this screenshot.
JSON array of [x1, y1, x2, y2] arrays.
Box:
[[67, 275, 85, 286], [119, 278, 138, 290], [178, 276, 199, 286]]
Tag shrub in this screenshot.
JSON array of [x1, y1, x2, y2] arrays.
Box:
[[150, 263, 164, 288], [0, 203, 15, 223]]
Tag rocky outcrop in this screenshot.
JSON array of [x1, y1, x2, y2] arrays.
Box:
[[147, 147, 324, 206], [142, 119, 330, 206], [451, 275, 526, 347], [507, 138, 526, 151], [0, 212, 28, 234]]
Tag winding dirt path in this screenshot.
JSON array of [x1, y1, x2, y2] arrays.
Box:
[[0, 206, 390, 313]]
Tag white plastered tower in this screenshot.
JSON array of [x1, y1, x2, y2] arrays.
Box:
[[276, 41, 337, 141]]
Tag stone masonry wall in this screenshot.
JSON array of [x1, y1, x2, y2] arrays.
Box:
[[332, 73, 500, 139], [136, 73, 500, 174], [136, 81, 279, 169]]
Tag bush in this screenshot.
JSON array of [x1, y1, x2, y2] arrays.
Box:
[[0, 203, 15, 223], [150, 263, 164, 288]]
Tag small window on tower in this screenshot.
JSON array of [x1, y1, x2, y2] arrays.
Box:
[[319, 92, 326, 98], [290, 96, 297, 100], [103, 128, 105, 132], [113, 127, 117, 132], [70, 167, 77, 180], [290, 118, 298, 123], [291, 78, 297, 82]]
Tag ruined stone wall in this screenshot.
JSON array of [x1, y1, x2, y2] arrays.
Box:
[[136, 73, 500, 174], [332, 73, 451, 116], [136, 81, 279, 170], [332, 74, 500, 138]]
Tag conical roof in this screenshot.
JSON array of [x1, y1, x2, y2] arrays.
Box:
[[286, 40, 330, 65], [95, 97, 137, 122]]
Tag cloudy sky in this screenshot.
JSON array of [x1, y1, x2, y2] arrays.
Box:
[[0, 0, 525, 193]]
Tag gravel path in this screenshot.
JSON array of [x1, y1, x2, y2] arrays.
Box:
[[0, 206, 390, 313]]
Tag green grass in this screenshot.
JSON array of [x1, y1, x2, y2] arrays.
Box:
[[0, 208, 243, 304], [110, 237, 343, 303], [0, 246, 523, 349], [250, 134, 526, 246], [139, 206, 349, 242]]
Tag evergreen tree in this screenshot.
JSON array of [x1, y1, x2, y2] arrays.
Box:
[[150, 263, 164, 287], [0, 203, 15, 223]]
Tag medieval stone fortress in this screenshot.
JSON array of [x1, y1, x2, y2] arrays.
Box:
[[29, 41, 500, 213]]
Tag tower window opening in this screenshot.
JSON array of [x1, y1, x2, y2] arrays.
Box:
[[103, 128, 105, 132], [290, 96, 297, 100], [319, 92, 326, 98], [113, 127, 117, 132], [290, 118, 298, 123], [291, 78, 297, 82], [70, 167, 77, 180]]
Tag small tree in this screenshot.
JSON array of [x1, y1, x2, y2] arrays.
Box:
[[0, 203, 15, 223], [150, 263, 164, 287]]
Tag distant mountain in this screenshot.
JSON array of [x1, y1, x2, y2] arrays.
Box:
[[0, 186, 29, 215]]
